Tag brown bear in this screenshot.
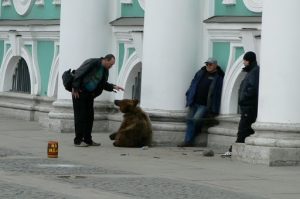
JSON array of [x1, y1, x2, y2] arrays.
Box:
[[109, 99, 152, 147]]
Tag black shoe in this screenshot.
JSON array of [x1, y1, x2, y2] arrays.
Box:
[[86, 141, 101, 146], [74, 142, 89, 147], [177, 142, 194, 147]]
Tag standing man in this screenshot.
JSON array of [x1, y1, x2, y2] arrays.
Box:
[[71, 54, 124, 147], [222, 51, 260, 157], [178, 58, 224, 147]]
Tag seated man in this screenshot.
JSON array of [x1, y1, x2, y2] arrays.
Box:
[[178, 58, 224, 147]]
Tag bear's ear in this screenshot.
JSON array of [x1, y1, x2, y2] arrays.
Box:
[[132, 99, 139, 107]]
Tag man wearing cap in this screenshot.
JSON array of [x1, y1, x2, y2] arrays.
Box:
[[178, 58, 224, 147], [222, 51, 260, 157]]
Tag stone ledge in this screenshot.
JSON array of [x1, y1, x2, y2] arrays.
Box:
[[232, 143, 300, 166]]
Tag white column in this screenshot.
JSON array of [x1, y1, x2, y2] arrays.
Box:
[[58, 0, 112, 100], [141, 0, 200, 111], [257, 0, 300, 123], [233, 0, 300, 166], [49, 0, 113, 133]]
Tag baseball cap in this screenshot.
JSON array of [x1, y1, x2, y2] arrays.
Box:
[[205, 57, 218, 65]]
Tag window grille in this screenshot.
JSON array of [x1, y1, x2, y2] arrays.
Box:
[[131, 72, 141, 101], [11, 58, 31, 93]]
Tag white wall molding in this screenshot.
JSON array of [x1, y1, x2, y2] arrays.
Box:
[[124, 43, 135, 59], [203, 0, 215, 19], [47, 42, 60, 97], [0, 35, 41, 95], [203, 23, 261, 62], [52, 0, 61, 5], [114, 32, 133, 43], [112, 26, 143, 41], [205, 24, 262, 114], [35, 0, 44, 6], [208, 29, 242, 42], [2, 0, 12, 7], [0, 46, 41, 95], [241, 30, 256, 52], [0, 51, 19, 92], [0, 38, 42, 95], [116, 52, 141, 99], [138, 0, 145, 10], [113, 27, 144, 60], [220, 47, 245, 114], [131, 31, 143, 58], [8, 32, 22, 56], [243, 0, 263, 13], [206, 24, 260, 43], [12, 0, 35, 16], [28, 41, 41, 95], [120, 0, 132, 4], [113, 29, 144, 99], [0, 24, 59, 32], [222, 0, 236, 5]]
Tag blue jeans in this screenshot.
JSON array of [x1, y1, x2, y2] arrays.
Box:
[[184, 104, 208, 143]]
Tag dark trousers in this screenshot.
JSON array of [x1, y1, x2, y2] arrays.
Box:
[[185, 104, 208, 144], [228, 107, 257, 152], [236, 111, 257, 143], [72, 92, 94, 144], [229, 110, 257, 152]]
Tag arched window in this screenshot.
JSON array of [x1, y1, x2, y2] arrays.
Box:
[[11, 58, 31, 93]]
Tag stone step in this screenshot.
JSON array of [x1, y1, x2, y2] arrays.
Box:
[[208, 126, 237, 137], [216, 114, 240, 127], [207, 115, 240, 151]]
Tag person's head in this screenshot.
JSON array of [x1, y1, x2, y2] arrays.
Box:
[[205, 57, 218, 73], [102, 54, 115, 69], [243, 51, 256, 67]]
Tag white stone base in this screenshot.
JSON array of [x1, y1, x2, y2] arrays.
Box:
[[232, 143, 300, 166], [108, 111, 188, 146], [108, 109, 210, 147], [207, 115, 240, 151], [48, 99, 115, 133], [0, 106, 34, 121], [0, 92, 54, 121], [0, 94, 221, 147], [151, 121, 186, 146], [232, 122, 300, 166], [107, 113, 122, 132], [208, 133, 236, 152], [49, 117, 109, 133]]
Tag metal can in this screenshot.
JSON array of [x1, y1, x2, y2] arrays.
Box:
[[47, 141, 58, 158]]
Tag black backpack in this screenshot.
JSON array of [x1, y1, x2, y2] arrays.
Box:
[[62, 69, 75, 92]]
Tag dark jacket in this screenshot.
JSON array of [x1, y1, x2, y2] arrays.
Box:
[[72, 58, 114, 97], [186, 66, 224, 114], [238, 62, 260, 113]]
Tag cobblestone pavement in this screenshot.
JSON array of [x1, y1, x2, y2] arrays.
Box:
[[0, 147, 31, 157], [0, 146, 265, 199], [0, 158, 131, 176], [55, 176, 265, 199], [1, 114, 299, 199], [0, 181, 76, 199]]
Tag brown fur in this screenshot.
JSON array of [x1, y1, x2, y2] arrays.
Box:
[[109, 99, 152, 147]]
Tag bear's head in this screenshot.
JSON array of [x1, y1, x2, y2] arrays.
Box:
[[114, 99, 139, 113]]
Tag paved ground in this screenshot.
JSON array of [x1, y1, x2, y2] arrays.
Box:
[[0, 114, 300, 199]]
